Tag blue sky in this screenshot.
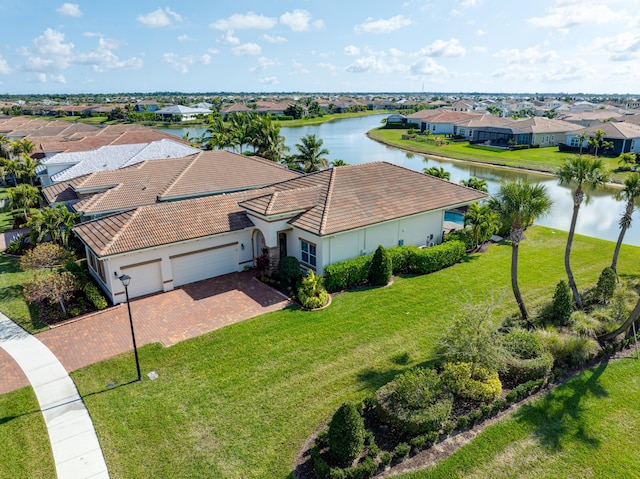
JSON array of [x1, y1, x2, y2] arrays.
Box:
[[1, 0, 640, 94]]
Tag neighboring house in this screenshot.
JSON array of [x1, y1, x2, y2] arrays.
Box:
[[72, 162, 486, 303], [565, 121, 640, 155], [36, 139, 200, 186], [453, 114, 508, 140], [134, 100, 159, 112], [557, 110, 623, 127], [44, 150, 301, 219], [155, 105, 213, 121], [408, 110, 481, 134], [471, 117, 581, 147]]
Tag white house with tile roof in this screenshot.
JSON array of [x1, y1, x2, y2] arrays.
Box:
[[72, 162, 486, 303]]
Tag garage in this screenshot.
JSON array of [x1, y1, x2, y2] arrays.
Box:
[[122, 260, 163, 298], [171, 243, 238, 287]]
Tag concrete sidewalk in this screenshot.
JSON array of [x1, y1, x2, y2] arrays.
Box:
[[0, 313, 109, 479]]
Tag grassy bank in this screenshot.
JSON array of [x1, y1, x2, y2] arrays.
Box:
[[0, 255, 46, 333], [49, 227, 640, 478], [367, 128, 628, 183]]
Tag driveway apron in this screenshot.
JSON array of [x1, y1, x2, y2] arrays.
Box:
[[0, 313, 109, 479]]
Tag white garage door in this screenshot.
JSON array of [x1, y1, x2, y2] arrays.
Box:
[[171, 243, 238, 287], [122, 260, 163, 298]]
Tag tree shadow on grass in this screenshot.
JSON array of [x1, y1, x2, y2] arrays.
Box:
[[356, 354, 444, 393], [513, 360, 609, 452]]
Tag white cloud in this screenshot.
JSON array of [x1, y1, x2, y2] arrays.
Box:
[[354, 15, 413, 34], [262, 34, 286, 44], [592, 32, 640, 61], [231, 43, 261, 56], [291, 59, 309, 74], [410, 57, 447, 75], [219, 30, 240, 45], [249, 56, 281, 72], [318, 62, 339, 72], [137, 7, 183, 28], [461, 0, 481, 6], [37, 73, 66, 83], [75, 37, 143, 72], [493, 46, 559, 64], [344, 45, 360, 56], [476, 29, 486, 36], [528, 2, 623, 29], [19, 28, 74, 72], [416, 38, 466, 57], [0, 55, 10, 74], [210, 12, 276, 30], [345, 54, 408, 74], [259, 76, 279, 85], [491, 60, 593, 83], [162, 53, 211, 74], [178, 34, 193, 42], [57, 3, 82, 17], [279, 10, 324, 32]]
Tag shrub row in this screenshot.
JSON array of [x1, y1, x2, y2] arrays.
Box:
[[441, 362, 502, 402], [84, 282, 108, 310], [324, 241, 465, 293]]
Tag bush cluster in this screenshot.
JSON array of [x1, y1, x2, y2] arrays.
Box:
[[443, 229, 475, 250], [327, 402, 365, 467], [324, 241, 465, 292], [84, 282, 108, 310], [298, 269, 329, 309], [441, 362, 502, 402], [274, 256, 302, 285], [535, 330, 599, 366], [502, 330, 554, 385], [375, 368, 453, 435]]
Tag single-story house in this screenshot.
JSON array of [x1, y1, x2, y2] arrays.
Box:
[[412, 111, 482, 135], [72, 162, 486, 303], [155, 105, 213, 121], [471, 117, 582, 147], [565, 121, 640, 155]]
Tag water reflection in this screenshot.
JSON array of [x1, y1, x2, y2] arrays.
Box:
[[161, 114, 636, 246]]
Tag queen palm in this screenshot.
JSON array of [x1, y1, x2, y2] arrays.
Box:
[[17, 153, 40, 186], [460, 176, 489, 192], [611, 173, 640, 273], [28, 204, 79, 246], [557, 156, 609, 309], [463, 202, 499, 250], [8, 183, 39, 219], [423, 166, 451, 180], [293, 134, 329, 173], [488, 179, 553, 326], [588, 128, 605, 157]]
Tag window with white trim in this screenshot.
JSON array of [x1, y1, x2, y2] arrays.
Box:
[[300, 239, 317, 269]]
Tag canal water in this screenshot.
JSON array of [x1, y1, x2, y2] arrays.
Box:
[[162, 115, 638, 246]]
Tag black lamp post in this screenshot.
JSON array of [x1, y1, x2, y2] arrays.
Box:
[[119, 274, 141, 382]]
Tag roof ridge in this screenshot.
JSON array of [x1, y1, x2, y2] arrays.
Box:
[[265, 191, 278, 215], [318, 167, 337, 235], [103, 209, 140, 254], [157, 153, 201, 198]]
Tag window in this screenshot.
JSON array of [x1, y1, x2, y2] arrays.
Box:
[[88, 251, 106, 283], [300, 239, 317, 268], [570, 136, 581, 147]]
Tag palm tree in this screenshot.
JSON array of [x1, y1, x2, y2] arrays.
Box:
[[423, 166, 451, 180], [7, 183, 39, 219], [557, 156, 610, 309], [463, 203, 499, 250], [488, 179, 553, 326], [228, 112, 257, 154], [16, 153, 40, 186], [251, 116, 289, 162], [460, 176, 489, 192], [577, 130, 587, 155], [331, 159, 349, 167], [293, 134, 329, 173], [611, 173, 640, 273], [27, 204, 79, 246], [588, 128, 605, 157]]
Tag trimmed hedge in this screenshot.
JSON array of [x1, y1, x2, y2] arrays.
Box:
[[327, 402, 365, 467], [324, 241, 465, 293], [442, 362, 502, 402], [368, 245, 392, 286]]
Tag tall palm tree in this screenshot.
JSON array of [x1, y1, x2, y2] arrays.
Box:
[[423, 166, 451, 180], [557, 156, 610, 309], [463, 202, 499, 250], [611, 173, 640, 273], [460, 176, 489, 192], [7, 183, 39, 219], [488, 179, 553, 326], [17, 153, 40, 186], [228, 112, 257, 155], [588, 128, 605, 157], [27, 204, 79, 246], [577, 130, 587, 155], [252, 116, 289, 162], [293, 134, 329, 173]]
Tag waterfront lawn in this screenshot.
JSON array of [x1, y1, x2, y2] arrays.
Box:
[[369, 128, 626, 182], [62, 227, 640, 478], [401, 358, 640, 479], [0, 387, 56, 479], [0, 255, 46, 333]]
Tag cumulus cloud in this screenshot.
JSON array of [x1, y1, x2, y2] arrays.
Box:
[[37, 73, 66, 84], [461, 0, 481, 6], [416, 38, 466, 57], [592, 32, 640, 61], [137, 7, 182, 28], [291, 59, 309, 74], [0, 55, 11, 74], [345, 51, 408, 74], [75, 37, 143, 72], [57, 3, 82, 17], [210, 12, 276, 30], [493, 46, 559, 64], [249, 56, 281, 72], [262, 34, 287, 43], [279, 10, 324, 32], [18, 28, 74, 72], [259, 76, 279, 85], [528, 2, 623, 29], [232, 43, 261, 56], [178, 34, 193, 42], [219, 30, 240, 45], [354, 15, 413, 34], [410, 57, 447, 75], [344, 45, 360, 56], [162, 52, 211, 73]]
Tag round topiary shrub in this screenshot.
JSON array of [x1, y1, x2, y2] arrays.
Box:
[[375, 367, 453, 435], [441, 362, 502, 402], [502, 329, 554, 385], [327, 401, 365, 467], [368, 245, 392, 286], [552, 279, 573, 326], [274, 256, 302, 285]]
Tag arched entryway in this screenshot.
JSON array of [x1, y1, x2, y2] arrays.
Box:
[[253, 229, 266, 265]]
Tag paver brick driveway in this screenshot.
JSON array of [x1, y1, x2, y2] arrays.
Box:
[[0, 272, 289, 394]]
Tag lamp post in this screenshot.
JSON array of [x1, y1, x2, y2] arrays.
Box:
[[119, 274, 141, 382]]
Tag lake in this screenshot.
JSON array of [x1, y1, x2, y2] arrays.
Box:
[[162, 115, 638, 246]]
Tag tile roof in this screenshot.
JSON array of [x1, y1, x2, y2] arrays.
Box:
[[585, 121, 640, 139], [74, 162, 487, 256]]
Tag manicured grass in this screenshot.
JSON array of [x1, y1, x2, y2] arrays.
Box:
[[56, 227, 640, 478], [279, 110, 391, 127], [0, 387, 55, 479], [401, 358, 640, 479], [0, 255, 46, 333], [368, 128, 628, 183]]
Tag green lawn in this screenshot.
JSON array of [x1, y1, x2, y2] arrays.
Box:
[[368, 128, 628, 183], [50, 227, 640, 478], [0, 255, 46, 333], [402, 358, 640, 479], [0, 387, 55, 479]]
